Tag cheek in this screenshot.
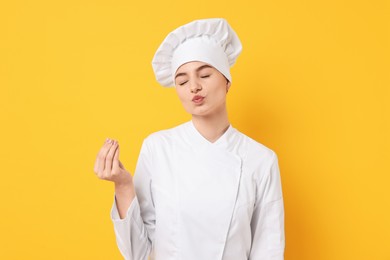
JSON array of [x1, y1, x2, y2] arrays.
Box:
[[211, 84, 228, 102], [175, 89, 191, 108], [209, 76, 228, 95], [175, 88, 186, 101]]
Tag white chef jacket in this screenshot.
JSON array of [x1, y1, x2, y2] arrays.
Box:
[[110, 121, 285, 260]]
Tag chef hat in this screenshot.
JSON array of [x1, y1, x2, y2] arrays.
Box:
[[151, 18, 242, 87]]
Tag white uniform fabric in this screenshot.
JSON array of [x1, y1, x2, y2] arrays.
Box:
[[151, 18, 242, 87], [110, 121, 285, 260]]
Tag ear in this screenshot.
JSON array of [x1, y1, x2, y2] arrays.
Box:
[[226, 81, 231, 93]]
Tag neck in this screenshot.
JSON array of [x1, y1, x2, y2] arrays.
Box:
[[191, 106, 230, 143]]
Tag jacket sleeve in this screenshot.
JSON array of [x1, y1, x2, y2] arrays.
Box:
[[249, 152, 285, 260], [110, 139, 156, 260]]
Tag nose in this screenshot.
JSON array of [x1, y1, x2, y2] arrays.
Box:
[[190, 79, 202, 93]]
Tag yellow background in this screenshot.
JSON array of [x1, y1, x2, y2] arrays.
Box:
[[1, 0, 389, 259]]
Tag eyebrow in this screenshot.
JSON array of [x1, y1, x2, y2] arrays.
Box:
[[175, 64, 213, 80]]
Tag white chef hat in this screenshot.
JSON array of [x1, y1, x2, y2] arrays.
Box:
[[151, 18, 242, 87]]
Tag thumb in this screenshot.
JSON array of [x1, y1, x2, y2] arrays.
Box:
[[119, 160, 125, 170]]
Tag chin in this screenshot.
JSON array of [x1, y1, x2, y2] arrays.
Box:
[[184, 104, 218, 117], [190, 108, 214, 117]]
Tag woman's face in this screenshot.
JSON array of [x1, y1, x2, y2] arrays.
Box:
[[174, 61, 231, 117]]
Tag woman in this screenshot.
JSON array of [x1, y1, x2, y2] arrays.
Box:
[[94, 18, 285, 260]]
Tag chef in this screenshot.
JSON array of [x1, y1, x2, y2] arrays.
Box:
[[94, 18, 285, 260]]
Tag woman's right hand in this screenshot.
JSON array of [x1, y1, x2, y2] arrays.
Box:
[[94, 138, 135, 219], [93, 138, 133, 187]]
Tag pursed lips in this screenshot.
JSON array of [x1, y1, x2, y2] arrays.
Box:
[[192, 95, 205, 103]]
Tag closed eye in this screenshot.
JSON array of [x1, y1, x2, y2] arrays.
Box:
[[179, 81, 188, 86], [200, 75, 210, 78]]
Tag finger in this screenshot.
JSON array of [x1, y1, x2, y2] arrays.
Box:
[[112, 143, 120, 171], [104, 140, 118, 177], [94, 138, 109, 173], [97, 139, 114, 175], [97, 139, 112, 173]]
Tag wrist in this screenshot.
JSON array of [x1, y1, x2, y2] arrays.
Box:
[[114, 173, 133, 187], [115, 180, 133, 190], [115, 175, 133, 190]]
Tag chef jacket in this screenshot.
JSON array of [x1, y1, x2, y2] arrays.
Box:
[[110, 120, 285, 260]]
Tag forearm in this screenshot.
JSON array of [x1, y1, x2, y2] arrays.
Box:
[[114, 182, 136, 219]]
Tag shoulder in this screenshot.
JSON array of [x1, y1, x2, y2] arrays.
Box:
[[142, 121, 189, 148], [232, 128, 277, 168]]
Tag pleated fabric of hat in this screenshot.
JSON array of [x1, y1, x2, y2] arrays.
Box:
[[152, 18, 242, 87]]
